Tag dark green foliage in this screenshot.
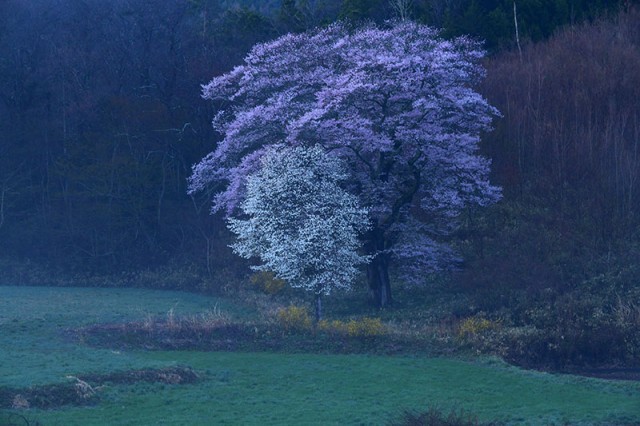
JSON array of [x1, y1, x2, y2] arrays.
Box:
[[501, 290, 640, 369], [216, 7, 277, 65], [277, 0, 307, 32], [455, 212, 640, 367], [339, 0, 387, 21], [428, 0, 636, 50]]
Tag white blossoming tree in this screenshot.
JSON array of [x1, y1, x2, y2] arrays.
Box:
[[228, 145, 370, 321]]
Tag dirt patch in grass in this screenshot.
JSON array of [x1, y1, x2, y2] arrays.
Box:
[[0, 366, 199, 410], [83, 366, 199, 385]]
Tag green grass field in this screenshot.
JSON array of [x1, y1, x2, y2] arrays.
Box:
[[1, 286, 639, 425]]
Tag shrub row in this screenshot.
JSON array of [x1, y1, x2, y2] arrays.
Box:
[[457, 291, 640, 369], [276, 306, 386, 337]]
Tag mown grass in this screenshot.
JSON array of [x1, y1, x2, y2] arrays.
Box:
[[22, 352, 640, 425], [1, 286, 639, 425], [0, 286, 252, 387]]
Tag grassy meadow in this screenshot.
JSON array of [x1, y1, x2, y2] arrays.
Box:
[[1, 286, 639, 425]]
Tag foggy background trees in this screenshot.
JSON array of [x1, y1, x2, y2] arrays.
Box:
[[0, 0, 638, 302]]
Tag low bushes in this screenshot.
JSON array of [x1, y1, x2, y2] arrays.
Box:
[[276, 306, 313, 333], [275, 305, 386, 337], [76, 305, 400, 356], [457, 316, 501, 340], [389, 407, 503, 426], [455, 290, 640, 369], [502, 294, 640, 369], [318, 317, 386, 337]]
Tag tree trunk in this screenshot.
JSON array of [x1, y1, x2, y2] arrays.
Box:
[[314, 293, 323, 322], [368, 255, 391, 308], [366, 227, 392, 308]]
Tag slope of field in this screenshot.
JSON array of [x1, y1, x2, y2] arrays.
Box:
[[1, 286, 638, 425]]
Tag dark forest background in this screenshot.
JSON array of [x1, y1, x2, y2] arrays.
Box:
[[1, 0, 639, 301]]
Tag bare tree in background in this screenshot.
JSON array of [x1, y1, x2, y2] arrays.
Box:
[[389, 0, 413, 21], [513, 1, 522, 61]]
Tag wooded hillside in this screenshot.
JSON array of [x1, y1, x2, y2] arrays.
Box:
[[0, 0, 638, 295]]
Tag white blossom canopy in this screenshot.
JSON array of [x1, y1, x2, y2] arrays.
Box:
[[228, 145, 370, 295]]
